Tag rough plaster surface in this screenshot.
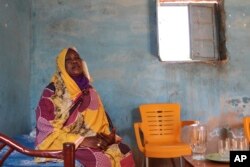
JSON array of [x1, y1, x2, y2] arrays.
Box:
[[0, 0, 31, 136]]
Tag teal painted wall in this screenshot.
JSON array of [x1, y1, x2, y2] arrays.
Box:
[[29, 0, 250, 164], [1, 0, 250, 165], [0, 0, 31, 136]]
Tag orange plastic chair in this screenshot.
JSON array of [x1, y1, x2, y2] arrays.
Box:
[[134, 103, 197, 167], [243, 117, 250, 142]]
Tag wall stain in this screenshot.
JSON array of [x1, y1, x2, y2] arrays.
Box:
[[57, 0, 64, 5], [227, 96, 250, 110]]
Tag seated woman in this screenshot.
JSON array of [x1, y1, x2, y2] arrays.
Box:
[[35, 47, 135, 167]]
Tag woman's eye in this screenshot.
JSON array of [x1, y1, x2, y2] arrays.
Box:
[[66, 57, 81, 63]]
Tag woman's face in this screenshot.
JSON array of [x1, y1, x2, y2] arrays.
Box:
[[65, 49, 83, 77]]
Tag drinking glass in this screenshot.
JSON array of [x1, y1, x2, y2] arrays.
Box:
[[231, 137, 249, 151], [218, 138, 230, 160], [189, 124, 207, 160]]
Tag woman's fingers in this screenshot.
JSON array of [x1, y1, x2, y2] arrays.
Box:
[[97, 133, 110, 144], [80, 136, 106, 150], [80, 132, 119, 151], [94, 135, 108, 151], [115, 135, 122, 143]]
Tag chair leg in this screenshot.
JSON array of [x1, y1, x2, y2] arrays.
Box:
[[179, 157, 183, 167], [170, 158, 176, 167], [146, 157, 149, 167], [141, 156, 145, 167]]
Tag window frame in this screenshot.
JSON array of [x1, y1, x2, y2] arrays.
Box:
[[156, 0, 226, 62]]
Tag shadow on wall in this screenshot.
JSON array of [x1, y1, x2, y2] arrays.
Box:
[[147, 0, 158, 59], [118, 107, 143, 167]]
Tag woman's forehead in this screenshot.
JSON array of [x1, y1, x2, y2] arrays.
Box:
[[66, 48, 80, 58]]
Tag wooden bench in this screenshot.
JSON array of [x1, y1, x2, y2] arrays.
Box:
[[0, 132, 75, 167]]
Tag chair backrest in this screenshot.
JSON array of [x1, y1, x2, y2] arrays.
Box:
[[243, 117, 250, 142], [139, 103, 181, 144]]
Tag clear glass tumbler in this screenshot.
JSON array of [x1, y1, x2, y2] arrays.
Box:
[[189, 124, 207, 160], [231, 137, 249, 151], [218, 138, 230, 160]]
